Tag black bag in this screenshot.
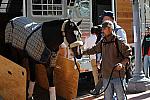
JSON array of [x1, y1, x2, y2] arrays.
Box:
[[125, 64, 133, 82]]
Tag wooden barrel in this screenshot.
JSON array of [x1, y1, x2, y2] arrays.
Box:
[[0, 55, 26, 100], [36, 55, 80, 99]]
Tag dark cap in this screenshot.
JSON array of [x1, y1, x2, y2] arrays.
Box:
[[91, 26, 99, 34], [97, 24, 102, 29], [102, 20, 114, 30], [146, 26, 150, 29], [101, 10, 114, 19]]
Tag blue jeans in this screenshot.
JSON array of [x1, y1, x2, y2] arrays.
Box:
[[103, 78, 127, 100], [144, 55, 150, 78]]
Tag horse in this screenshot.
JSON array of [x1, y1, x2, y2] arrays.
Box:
[[4, 16, 83, 100]]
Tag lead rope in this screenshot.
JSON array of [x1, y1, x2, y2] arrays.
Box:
[[119, 71, 128, 100], [73, 56, 80, 74], [94, 65, 127, 100], [96, 66, 117, 96]]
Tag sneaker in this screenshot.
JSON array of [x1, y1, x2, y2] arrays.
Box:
[[28, 96, 34, 100], [89, 89, 99, 95]]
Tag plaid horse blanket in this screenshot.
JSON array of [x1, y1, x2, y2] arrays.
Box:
[[5, 16, 51, 63]]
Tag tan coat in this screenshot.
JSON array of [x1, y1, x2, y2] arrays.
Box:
[[83, 34, 132, 79]]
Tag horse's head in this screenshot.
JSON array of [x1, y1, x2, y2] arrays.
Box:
[[62, 19, 83, 59]]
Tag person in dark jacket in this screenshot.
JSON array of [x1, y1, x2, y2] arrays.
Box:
[[90, 11, 128, 95], [89, 25, 103, 95], [83, 20, 132, 100], [142, 27, 150, 78]]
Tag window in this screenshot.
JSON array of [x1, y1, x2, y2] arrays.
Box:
[[67, 0, 90, 18], [0, 0, 9, 12], [78, 0, 90, 17], [32, 0, 63, 16]]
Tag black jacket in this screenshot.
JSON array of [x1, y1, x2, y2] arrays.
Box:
[[142, 34, 150, 56]]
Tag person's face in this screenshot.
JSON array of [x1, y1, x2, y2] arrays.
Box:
[[145, 32, 149, 36], [102, 27, 113, 37], [102, 16, 114, 22], [148, 29, 150, 35], [146, 32, 150, 36]]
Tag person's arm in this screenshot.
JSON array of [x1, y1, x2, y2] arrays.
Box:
[[115, 40, 132, 71], [117, 29, 127, 43], [83, 41, 102, 55], [120, 41, 132, 68]]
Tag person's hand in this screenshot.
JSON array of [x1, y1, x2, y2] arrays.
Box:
[[96, 62, 101, 69], [82, 50, 87, 55], [114, 63, 124, 71]]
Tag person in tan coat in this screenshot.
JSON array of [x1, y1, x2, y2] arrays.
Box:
[[83, 20, 132, 100]]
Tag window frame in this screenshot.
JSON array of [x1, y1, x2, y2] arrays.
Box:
[[31, 0, 64, 17]]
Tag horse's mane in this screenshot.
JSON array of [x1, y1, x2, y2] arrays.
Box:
[[41, 19, 68, 51], [43, 19, 65, 26], [42, 19, 68, 34]]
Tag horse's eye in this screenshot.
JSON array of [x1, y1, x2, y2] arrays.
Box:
[[74, 31, 78, 36]]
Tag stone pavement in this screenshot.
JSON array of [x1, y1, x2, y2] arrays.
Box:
[[75, 90, 150, 100]]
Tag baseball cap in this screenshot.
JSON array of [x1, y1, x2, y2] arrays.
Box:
[[91, 26, 99, 34], [97, 24, 102, 29], [102, 20, 114, 30], [97, 24, 102, 32], [101, 10, 114, 20]]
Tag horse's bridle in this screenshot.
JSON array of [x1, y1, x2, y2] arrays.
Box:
[[61, 20, 83, 73], [61, 20, 83, 49]]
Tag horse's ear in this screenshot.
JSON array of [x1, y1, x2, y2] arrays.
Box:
[[77, 20, 82, 26]]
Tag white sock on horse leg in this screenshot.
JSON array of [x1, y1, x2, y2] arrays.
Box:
[[49, 87, 56, 100], [28, 81, 35, 98]]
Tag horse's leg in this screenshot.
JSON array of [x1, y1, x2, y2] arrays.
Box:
[[45, 66, 56, 100], [5, 44, 19, 63], [28, 58, 36, 100]]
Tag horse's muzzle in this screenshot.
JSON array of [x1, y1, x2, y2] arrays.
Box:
[[69, 41, 83, 48]]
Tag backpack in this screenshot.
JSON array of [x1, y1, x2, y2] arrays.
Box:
[[114, 27, 122, 33], [114, 26, 133, 82], [114, 37, 133, 82]]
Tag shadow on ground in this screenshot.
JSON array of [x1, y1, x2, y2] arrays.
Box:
[[33, 83, 65, 100]]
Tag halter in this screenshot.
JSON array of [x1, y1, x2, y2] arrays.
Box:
[[61, 20, 83, 49], [61, 20, 82, 73]]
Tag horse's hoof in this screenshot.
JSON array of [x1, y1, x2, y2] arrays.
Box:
[[28, 96, 34, 100]]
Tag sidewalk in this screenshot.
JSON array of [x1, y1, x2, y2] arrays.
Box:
[[75, 90, 150, 100], [127, 90, 150, 100]]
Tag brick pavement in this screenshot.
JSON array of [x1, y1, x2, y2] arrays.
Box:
[[34, 83, 150, 100], [75, 90, 150, 100]]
